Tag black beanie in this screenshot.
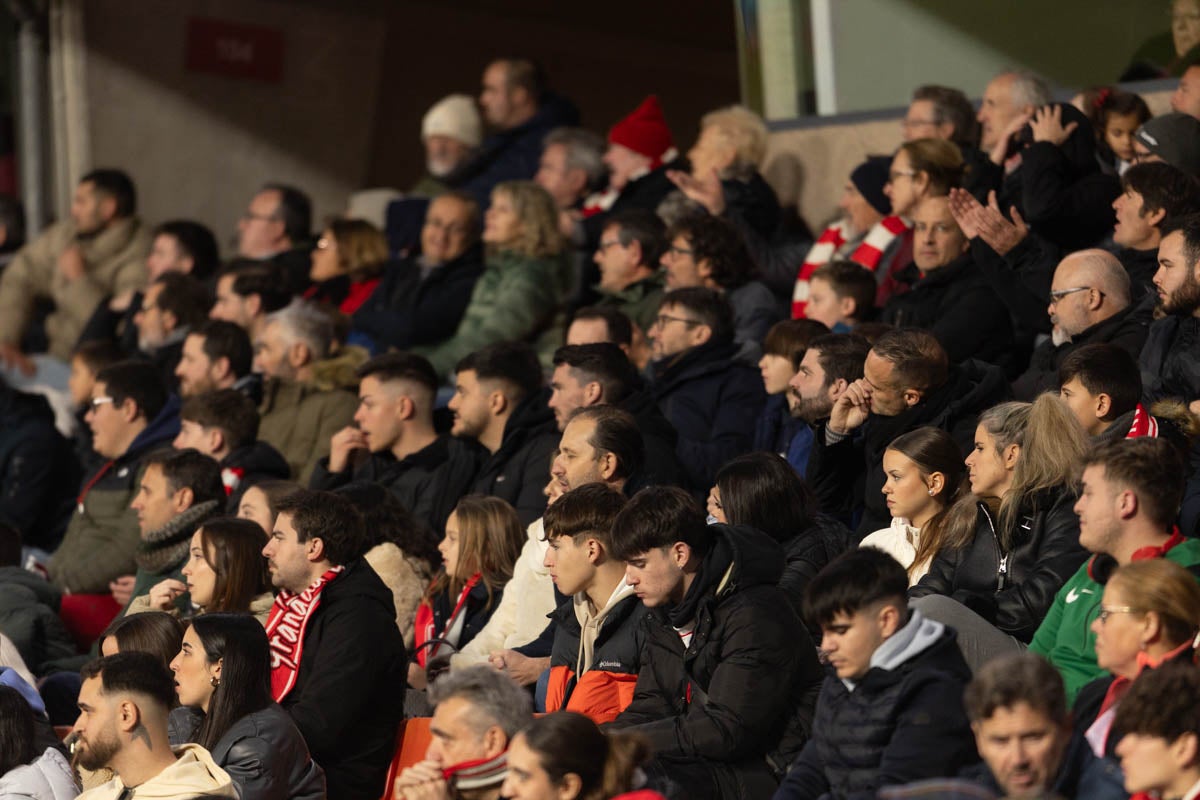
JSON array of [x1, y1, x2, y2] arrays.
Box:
[[850, 155, 893, 216]]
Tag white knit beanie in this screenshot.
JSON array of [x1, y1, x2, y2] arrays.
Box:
[[422, 94, 483, 148]]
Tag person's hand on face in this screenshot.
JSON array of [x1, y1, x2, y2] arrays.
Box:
[[829, 379, 873, 435], [147, 578, 188, 611], [328, 426, 369, 474], [989, 109, 1034, 165], [395, 761, 450, 800]]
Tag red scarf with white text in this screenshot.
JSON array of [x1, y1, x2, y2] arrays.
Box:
[[265, 566, 344, 701]]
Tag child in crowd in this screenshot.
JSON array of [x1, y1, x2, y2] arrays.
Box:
[[803, 261, 876, 333], [1076, 86, 1152, 176]]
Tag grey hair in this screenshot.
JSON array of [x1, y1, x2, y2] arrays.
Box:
[[543, 127, 608, 193], [428, 665, 532, 739], [265, 300, 333, 361], [1062, 248, 1131, 308], [999, 70, 1052, 110]]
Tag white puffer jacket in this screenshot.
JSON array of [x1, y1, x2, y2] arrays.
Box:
[[0, 748, 79, 800]]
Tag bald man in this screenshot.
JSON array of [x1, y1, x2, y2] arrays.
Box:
[[1012, 249, 1150, 399]]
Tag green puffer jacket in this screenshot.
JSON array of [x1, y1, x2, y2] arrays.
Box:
[[417, 249, 571, 377], [594, 271, 666, 334]]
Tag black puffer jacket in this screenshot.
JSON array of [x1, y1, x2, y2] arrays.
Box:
[[617, 386, 689, 492], [469, 388, 559, 525], [611, 525, 823, 798], [909, 488, 1087, 642], [1140, 314, 1200, 405], [778, 514, 851, 628], [170, 703, 325, 800]]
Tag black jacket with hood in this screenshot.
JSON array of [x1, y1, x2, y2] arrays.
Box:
[[222, 440, 291, 511], [470, 387, 559, 525], [617, 386, 689, 492]]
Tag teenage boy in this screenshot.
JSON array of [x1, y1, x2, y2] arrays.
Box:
[[802, 261, 877, 333]]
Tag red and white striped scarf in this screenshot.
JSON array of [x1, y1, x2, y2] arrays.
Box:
[[791, 216, 910, 319], [266, 566, 344, 701], [1125, 403, 1159, 439], [581, 148, 679, 218]]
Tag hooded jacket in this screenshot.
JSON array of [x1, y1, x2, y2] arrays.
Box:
[[0, 571, 76, 674], [77, 743, 238, 800], [48, 395, 181, 594], [778, 514, 851, 632], [257, 375, 358, 485], [279, 558, 406, 800], [775, 612, 978, 800], [469, 388, 560, 525], [909, 488, 1087, 643], [611, 525, 823, 798], [221, 439, 291, 510], [807, 360, 1010, 539], [0, 747, 78, 800], [649, 339, 766, 492]]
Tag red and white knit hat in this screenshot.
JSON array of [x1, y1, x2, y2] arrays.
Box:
[[609, 95, 674, 163]]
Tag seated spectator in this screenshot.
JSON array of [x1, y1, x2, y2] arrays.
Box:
[[235, 479, 300, 536], [209, 261, 292, 344], [791, 157, 906, 318], [542, 485, 641, 723], [68, 339, 124, 474], [975, 71, 1051, 182], [753, 319, 829, 475], [773, 547, 976, 800], [262, 489, 405, 800], [0, 684, 77, 800], [0, 522, 75, 676], [533, 128, 607, 307], [176, 320, 257, 400], [1079, 87, 1151, 176], [881, 195, 1013, 366], [591, 209, 666, 335], [417, 181, 571, 376], [133, 516, 272, 621], [1031, 438, 1200, 703], [393, 665, 532, 800], [72, 652, 238, 800], [134, 272, 213, 391], [660, 214, 782, 362], [168, 613, 325, 800], [253, 301, 358, 483], [305, 218, 387, 315], [352, 191, 485, 353], [1123, 1, 1200, 80], [1173, 58, 1200, 118], [452, 343, 559, 525], [1132, 112, 1200, 177], [1143, 214, 1200, 406], [565, 305, 645, 368], [0, 169, 149, 367], [98, 611, 184, 662], [708, 452, 849, 626], [786, 333, 870, 433], [1112, 662, 1200, 800], [1113, 162, 1200, 296], [647, 288, 765, 491], [860, 427, 967, 586], [311, 352, 482, 533], [236, 183, 314, 295], [803, 261, 876, 333], [49, 360, 179, 597], [333, 483, 439, 646], [807, 329, 1008, 538], [1057, 343, 1189, 443], [1073, 559, 1200, 760], [411, 94, 482, 197], [903, 84, 992, 198], [174, 389, 289, 504], [609, 487, 822, 800], [909, 396, 1089, 666], [409, 496, 524, 691]]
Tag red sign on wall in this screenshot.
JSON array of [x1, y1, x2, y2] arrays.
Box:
[[185, 17, 285, 83]]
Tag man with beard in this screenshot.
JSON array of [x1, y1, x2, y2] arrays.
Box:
[[1142, 214, 1200, 407], [133, 273, 212, 392], [72, 652, 238, 800], [174, 320, 257, 400]]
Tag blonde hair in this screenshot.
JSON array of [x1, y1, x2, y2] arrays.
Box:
[[492, 180, 565, 259], [700, 105, 769, 176], [1109, 560, 1200, 650], [898, 138, 965, 196], [326, 218, 389, 281], [427, 495, 525, 611]]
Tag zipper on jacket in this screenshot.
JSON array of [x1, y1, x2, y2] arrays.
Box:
[[980, 503, 1009, 591]]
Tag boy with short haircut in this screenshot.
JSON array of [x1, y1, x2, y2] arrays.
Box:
[[803, 261, 876, 333], [1057, 342, 1162, 440], [542, 482, 643, 723], [1113, 663, 1200, 800], [775, 547, 977, 800]]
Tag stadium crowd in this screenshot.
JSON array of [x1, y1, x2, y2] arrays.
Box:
[[3, 22, 1200, 800]]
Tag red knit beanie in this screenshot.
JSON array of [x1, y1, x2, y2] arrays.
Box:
[[608, 95, 674, 161]]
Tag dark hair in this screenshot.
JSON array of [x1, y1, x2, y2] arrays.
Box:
[[1122, 163, 1200, 227], [850, 321, 893, 345], [1081, 438, 1186, 529], [567, 405, 645, 481], [150, 272, 213, 330], [181, 390, 260, 452], [810, 261, 877, 321], [1112, 662, 1200, 746], [552, 343, 637, 404], [809, 333, 870, 387], [964, 652, 1067, 725], [96, 360, 168, 421], [519, 712, 653, 800], [357, 351, 439, 396], [543, 483, 628, 552], [239, 479, 301, 530], [188, 614, 273, 750], [715, 452, 817, 541], [886, 427, 968, 576], [154, 220, 220, 280], [0, 686, 35, 774], [870, 329, 948, 393], [100, 612, 185, 670], [224, 262, 292, 314], [196, 517, 270, 613], [455, 342, 543, 401], [763, 319, 830, 370], [0, 521, 19, 568], [605, 209, 666, 267], [142, 448, 226, 508], [1084, 87, 1152, 164], [569, 307, 634, 348], [911, 85, 980, 147], [805, 547, 908, 628], [666, 215, 756, 290], [261, 183, 312, 243], [498, 58, 546, 101], [333, 482, 440, 571], [659, 287, 735, 344], [72, 339, 125, 373], [81, 169, 136, 217], [274, 489, 368, 566], [609, 486, 714, 561], [191, 320, 253, 379], [1160, 213, 1200, 270], [1058, 343, 1141, 421], [79, 652, 176, 712]]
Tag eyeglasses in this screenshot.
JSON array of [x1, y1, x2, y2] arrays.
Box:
[[901, 118, 937, 130], [665, 245, 694, 258], [1049, 286, 1103, 304], [240, 211, 277, 223], [653, 313, 701, 328], [887, 169, 917, 183], [88, 396, 115, 411], [316, 236, 333, 250], [596, 239, 624, 253], [1096, 605, 1145, 624]]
